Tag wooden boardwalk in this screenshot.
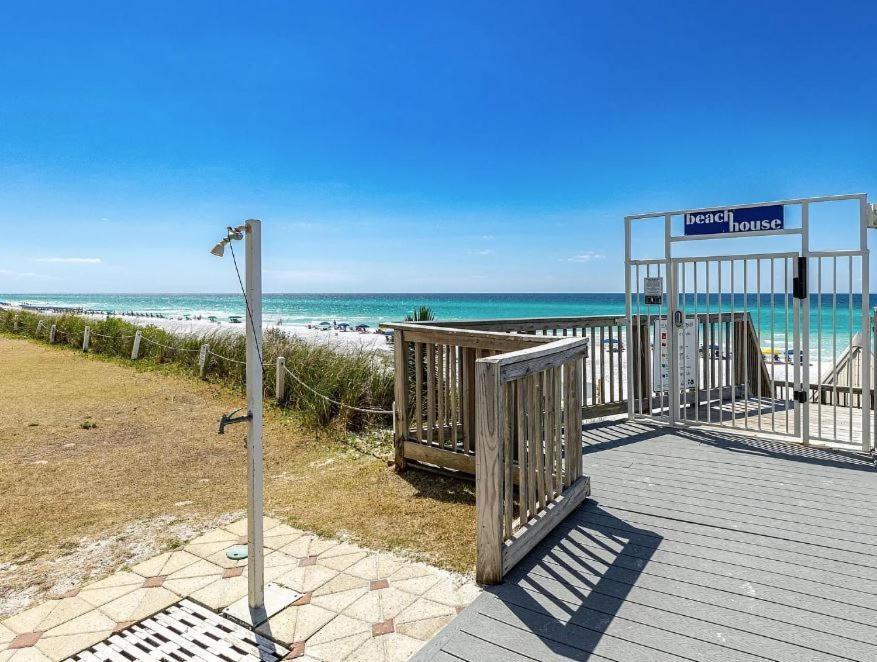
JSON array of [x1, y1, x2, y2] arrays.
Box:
[[675, 395, 874, 449], [414, 420, 877, 662]]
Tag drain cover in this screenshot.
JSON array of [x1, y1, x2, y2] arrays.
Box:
[[226, 544, 248, 560], [69, 599, 289, 661]]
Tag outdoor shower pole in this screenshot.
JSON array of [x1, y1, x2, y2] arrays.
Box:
[[245, 219, 265, 609]]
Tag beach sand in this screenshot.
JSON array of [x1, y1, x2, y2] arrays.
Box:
[[54, 310, 394, 354]]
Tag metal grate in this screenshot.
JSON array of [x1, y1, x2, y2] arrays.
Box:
[[69, 599, 289, 661]]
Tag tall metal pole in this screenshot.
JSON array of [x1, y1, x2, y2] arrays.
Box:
[[245, 219, 264, 609], [859, 196, 871, 452], [625, 216, 634, 420]]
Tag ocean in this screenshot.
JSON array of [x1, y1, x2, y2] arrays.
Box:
[[2, 292, 874, 354]]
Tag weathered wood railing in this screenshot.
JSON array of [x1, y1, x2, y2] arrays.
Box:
[[389, 323, 558, 471], [475, 337, 590, 583], [385, 312, 770, 473], [431, 316, 632, 415]]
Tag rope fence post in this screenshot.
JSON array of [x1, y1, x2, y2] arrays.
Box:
[[131, 330, 142, 360], [276, 356, 286, 404], [36, 320, 44, 337], [50, 324, 56, 343], [83, 326, 90, 352], [199, 343, 209, 378]]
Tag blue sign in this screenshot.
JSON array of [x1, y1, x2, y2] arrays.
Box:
[[684, 204, 784, 236]]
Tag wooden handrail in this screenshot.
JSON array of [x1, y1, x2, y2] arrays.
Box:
[[475, 336, 590, 584]]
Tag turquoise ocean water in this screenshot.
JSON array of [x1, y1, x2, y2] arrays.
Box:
[[2, 292, 873, 354]]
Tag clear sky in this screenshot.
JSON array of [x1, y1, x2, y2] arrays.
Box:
[[2, 1, 875, 294]]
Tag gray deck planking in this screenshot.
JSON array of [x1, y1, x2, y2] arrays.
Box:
[[414, 420, 877, 662]]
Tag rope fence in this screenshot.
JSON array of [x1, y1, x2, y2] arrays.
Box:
[[2, 312, 395, 422], [280, 363, 393, 416]]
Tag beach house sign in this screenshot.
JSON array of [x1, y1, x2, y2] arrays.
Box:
[[684, 204, 784, 237]]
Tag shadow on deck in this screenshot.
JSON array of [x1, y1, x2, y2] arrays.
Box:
[[415, 420, 877, 662]]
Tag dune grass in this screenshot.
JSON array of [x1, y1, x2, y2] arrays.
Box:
[[0, 309, 394, 430]]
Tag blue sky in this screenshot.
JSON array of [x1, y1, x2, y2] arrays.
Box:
[[2, 1, 875, 293]]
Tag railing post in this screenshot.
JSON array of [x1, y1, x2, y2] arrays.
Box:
[[276, 356, 286, 403], [199, 343, 209, 378], [50, 324, 56, 343], [475, 357, 504, 585], [392, 330, 409, 471], [131, 330, 142, 360], [82, 326, 90, 352]]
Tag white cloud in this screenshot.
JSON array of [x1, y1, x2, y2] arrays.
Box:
[[35, 257, 102, 264], [467, 248, 495, 256], [566, 251, 605, 263]]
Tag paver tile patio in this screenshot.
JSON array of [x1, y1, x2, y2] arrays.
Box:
[[0, 517, 479, 661]]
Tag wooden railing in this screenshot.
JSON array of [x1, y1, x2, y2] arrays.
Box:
[[433, 316, 631, 416], [475, 337, 590, 584], [385, 316, 640, 475], [389, 323, 557, 471]]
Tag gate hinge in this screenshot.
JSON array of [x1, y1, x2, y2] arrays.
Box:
[[793, 256, 808, 300], [793, 389, 808, 404]]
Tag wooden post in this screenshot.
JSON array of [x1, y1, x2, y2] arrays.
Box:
[[13, 315, 19, 332], [475, 357, 504, 585], [392, 331, 409, 471], [199, 343, 209, 378], [82, 326, 90, 352], [49, 324, 56, 343], [36, 320, 44, 336], [275, 356, 286, 403], [131, 330, 142, 360]]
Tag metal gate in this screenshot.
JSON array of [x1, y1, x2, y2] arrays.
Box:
[[625, 194, 873, 451]]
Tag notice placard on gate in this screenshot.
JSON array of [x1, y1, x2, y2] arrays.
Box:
[[643, 277, 663, 305], [683, 204, 784, 237], [652, 318, 697, 393]]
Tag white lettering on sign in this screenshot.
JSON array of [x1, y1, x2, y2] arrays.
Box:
[[683, 204, 784, 236]]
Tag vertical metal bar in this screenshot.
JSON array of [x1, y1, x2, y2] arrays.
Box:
[[244, 219, 264, 610], [636, 264, 643, 417], [646, 263, 652, 415], [818, 257, 822, 438], [785, 257, 790, 434], [681, 261, 687, 421], [625, 217, 634, 421], [860, 195, 871, 452], [849, 255, 854, 443], [792, 256, 801, 438], [706, 260, 711, 425], [743, 259, 749, 430], [665, 214, 674, 423], [800, 202, 809, 444], [717, 258, 724, 426], [667, 223, 679, 425], [693, 261, 699, 423], [757, 259, 763, 432], [659, 262, 667, 417], [770, 257, 776, 432], [730, 259, 736, 427], [833, 256, 838, 439]]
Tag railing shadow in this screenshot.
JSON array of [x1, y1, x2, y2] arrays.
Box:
[[483, 502, 662, 659], [578, 416, 876, 474], [672, 425, 877, 474]]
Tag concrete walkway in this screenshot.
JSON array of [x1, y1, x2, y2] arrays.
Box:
[[0, 517, 480, 661]]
